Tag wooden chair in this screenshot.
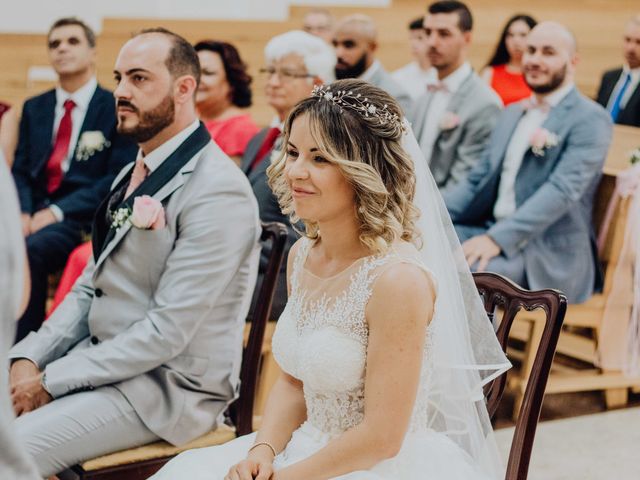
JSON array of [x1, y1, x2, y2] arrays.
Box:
[[473, 272, 567, 480], [70, 221, 289, 480]]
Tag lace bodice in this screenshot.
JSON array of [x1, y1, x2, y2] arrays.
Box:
[[272, 238, 436, 437]]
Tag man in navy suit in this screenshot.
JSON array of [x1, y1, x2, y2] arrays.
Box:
[[12, 18, 135, 341], [444, 22, 612, 303]]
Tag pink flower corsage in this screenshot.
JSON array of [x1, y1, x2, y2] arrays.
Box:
[[529, 128, 559, 157], [439, 111, 461, 131], [130, 195, 166, 230]]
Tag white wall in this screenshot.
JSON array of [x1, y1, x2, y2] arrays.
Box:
[[0, 0, 391, 34]]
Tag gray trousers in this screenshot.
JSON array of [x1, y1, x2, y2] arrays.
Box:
[[454, 223, 528, 288], [14, 385, 159, 478]]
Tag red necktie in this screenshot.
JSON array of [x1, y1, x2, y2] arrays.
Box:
[[46, 99, 76, 193], [250, 127, 281, 171]]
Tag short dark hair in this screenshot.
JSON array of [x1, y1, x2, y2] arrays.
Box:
[[135, 28, 201, 86], [48, 17, 96, 48], [487, 14, 537, 67], [427, 1, 473, 32], [409, 17, 425, 31], [194, 40, 253, 108]]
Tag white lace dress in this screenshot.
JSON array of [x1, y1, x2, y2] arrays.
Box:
[[150, 238, 494, 479]]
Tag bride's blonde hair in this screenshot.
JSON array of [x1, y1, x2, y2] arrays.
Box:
[[267, 79, 419, 253]]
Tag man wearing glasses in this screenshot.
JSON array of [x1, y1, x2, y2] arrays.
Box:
[[240, 30, 336, 319]]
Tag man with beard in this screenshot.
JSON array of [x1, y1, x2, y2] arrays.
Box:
[[444, 22, 612, 304], [409, 1, 501, 193], [8, 28, 261, 477], [11, 17, 136, 342], [596, 15, 640, 127], [332, 14, 411, 113]]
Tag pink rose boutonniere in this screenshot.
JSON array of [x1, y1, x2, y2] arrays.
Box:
[[130, 195, 166, 230], [439, 112, 460, 131], [529, 128, 559, 157]]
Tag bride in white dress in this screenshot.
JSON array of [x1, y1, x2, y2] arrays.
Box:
[[150, 79, 510, 480]]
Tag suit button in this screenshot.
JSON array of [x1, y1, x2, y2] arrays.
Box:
[[90, 336, 100, 345], [95, 288, 103, 297]]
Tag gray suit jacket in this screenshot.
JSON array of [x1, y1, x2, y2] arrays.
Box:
[[10, 139, 261, 445], [444, 88, 612, 303], [409, 71, 501, 193], [241, 128, 298, 319], [368, 65, 412, 114]]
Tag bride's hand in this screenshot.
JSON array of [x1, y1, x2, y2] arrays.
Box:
[[224, 449, 275, 480]]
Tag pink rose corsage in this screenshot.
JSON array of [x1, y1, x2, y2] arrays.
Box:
[[529, 128, 559, 157], [130, 195, 166, 230], [439, 111, 461, 131]]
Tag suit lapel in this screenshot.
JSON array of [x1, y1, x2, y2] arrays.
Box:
[[537, 88, 579, 148], [241, 128, 267, 174], [32, 91, 57, 175], [70, 87, 106, 162], [433, 72, 475, 143], [93, 123, 211, 269]]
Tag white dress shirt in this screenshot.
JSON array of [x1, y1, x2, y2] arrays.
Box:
[[418, 62, 472, 164], [606, 65, 640, 110], [493, 83, 575, 221], [53, 77, 98, 172], [392, 62, 432, 100], [137, 119, 200, 172]]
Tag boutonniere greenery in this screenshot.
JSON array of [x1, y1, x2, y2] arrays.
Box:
[[529, 128, 559, 157], [630, 147, 640, 165], [76, 131, 111, 161]]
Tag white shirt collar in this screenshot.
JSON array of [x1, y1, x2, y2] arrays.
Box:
[[55, 77, 97, 112], [269, 116, 284, 130], [360, 59, 382, 82], [538, 82, 575, 108], [426, 62, 472, 93], [622, 64, 640, 80], [138, 119, 200, 172]]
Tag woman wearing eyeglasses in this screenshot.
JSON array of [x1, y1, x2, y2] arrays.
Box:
[[194, 40, 260, 166]]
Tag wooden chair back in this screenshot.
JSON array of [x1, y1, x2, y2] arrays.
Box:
[[229, 221, 289, 435], [473, 272, 567, 480]]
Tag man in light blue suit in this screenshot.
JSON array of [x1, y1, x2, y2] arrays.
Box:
[[443, 22, 612, 303]]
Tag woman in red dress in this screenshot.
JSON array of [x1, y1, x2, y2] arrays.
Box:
[[481, 14, 537, 106]]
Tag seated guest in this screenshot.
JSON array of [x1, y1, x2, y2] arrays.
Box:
[[409, 0, 501, 193], [244, 30, 336, 319], [302, 8, 334, 43], [596, 15, 640, 126], [194, 40, 260, 165], [0, 102, 18, 166], [8, 28, 261, 477], [481, 14, 537, 105], [444, 22, 612, 304], [0, 153, 39, 479], [333, 14, 412, 112], [392, 17, 432, 100], [12, 17, 136, 342]]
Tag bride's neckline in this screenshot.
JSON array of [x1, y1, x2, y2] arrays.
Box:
[[302, 238, 379, 281]]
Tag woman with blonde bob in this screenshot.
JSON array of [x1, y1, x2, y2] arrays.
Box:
[[150, 79, 509, 480]]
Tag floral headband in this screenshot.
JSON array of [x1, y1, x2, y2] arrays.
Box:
[[311, 84, 404, 131]]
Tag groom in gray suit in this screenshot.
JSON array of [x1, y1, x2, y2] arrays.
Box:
[[409, 1, 501, 194], [444, 22, 612, 303], [8, 28, 261, 477]]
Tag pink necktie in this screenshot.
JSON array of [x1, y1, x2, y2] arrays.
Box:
[[125, 158, 149, 198], [427, 82, 449, 93]]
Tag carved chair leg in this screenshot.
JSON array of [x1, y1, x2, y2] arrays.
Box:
[[513, 316, 545, 421]]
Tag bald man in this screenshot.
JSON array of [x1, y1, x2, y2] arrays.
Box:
[[332, 14, 411, 112], [444, 21, 612, 303], [8, 28, 260, 476], [596, 15, 640, 126]]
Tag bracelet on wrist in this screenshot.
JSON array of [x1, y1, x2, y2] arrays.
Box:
[[248, 441, 277, 458]]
